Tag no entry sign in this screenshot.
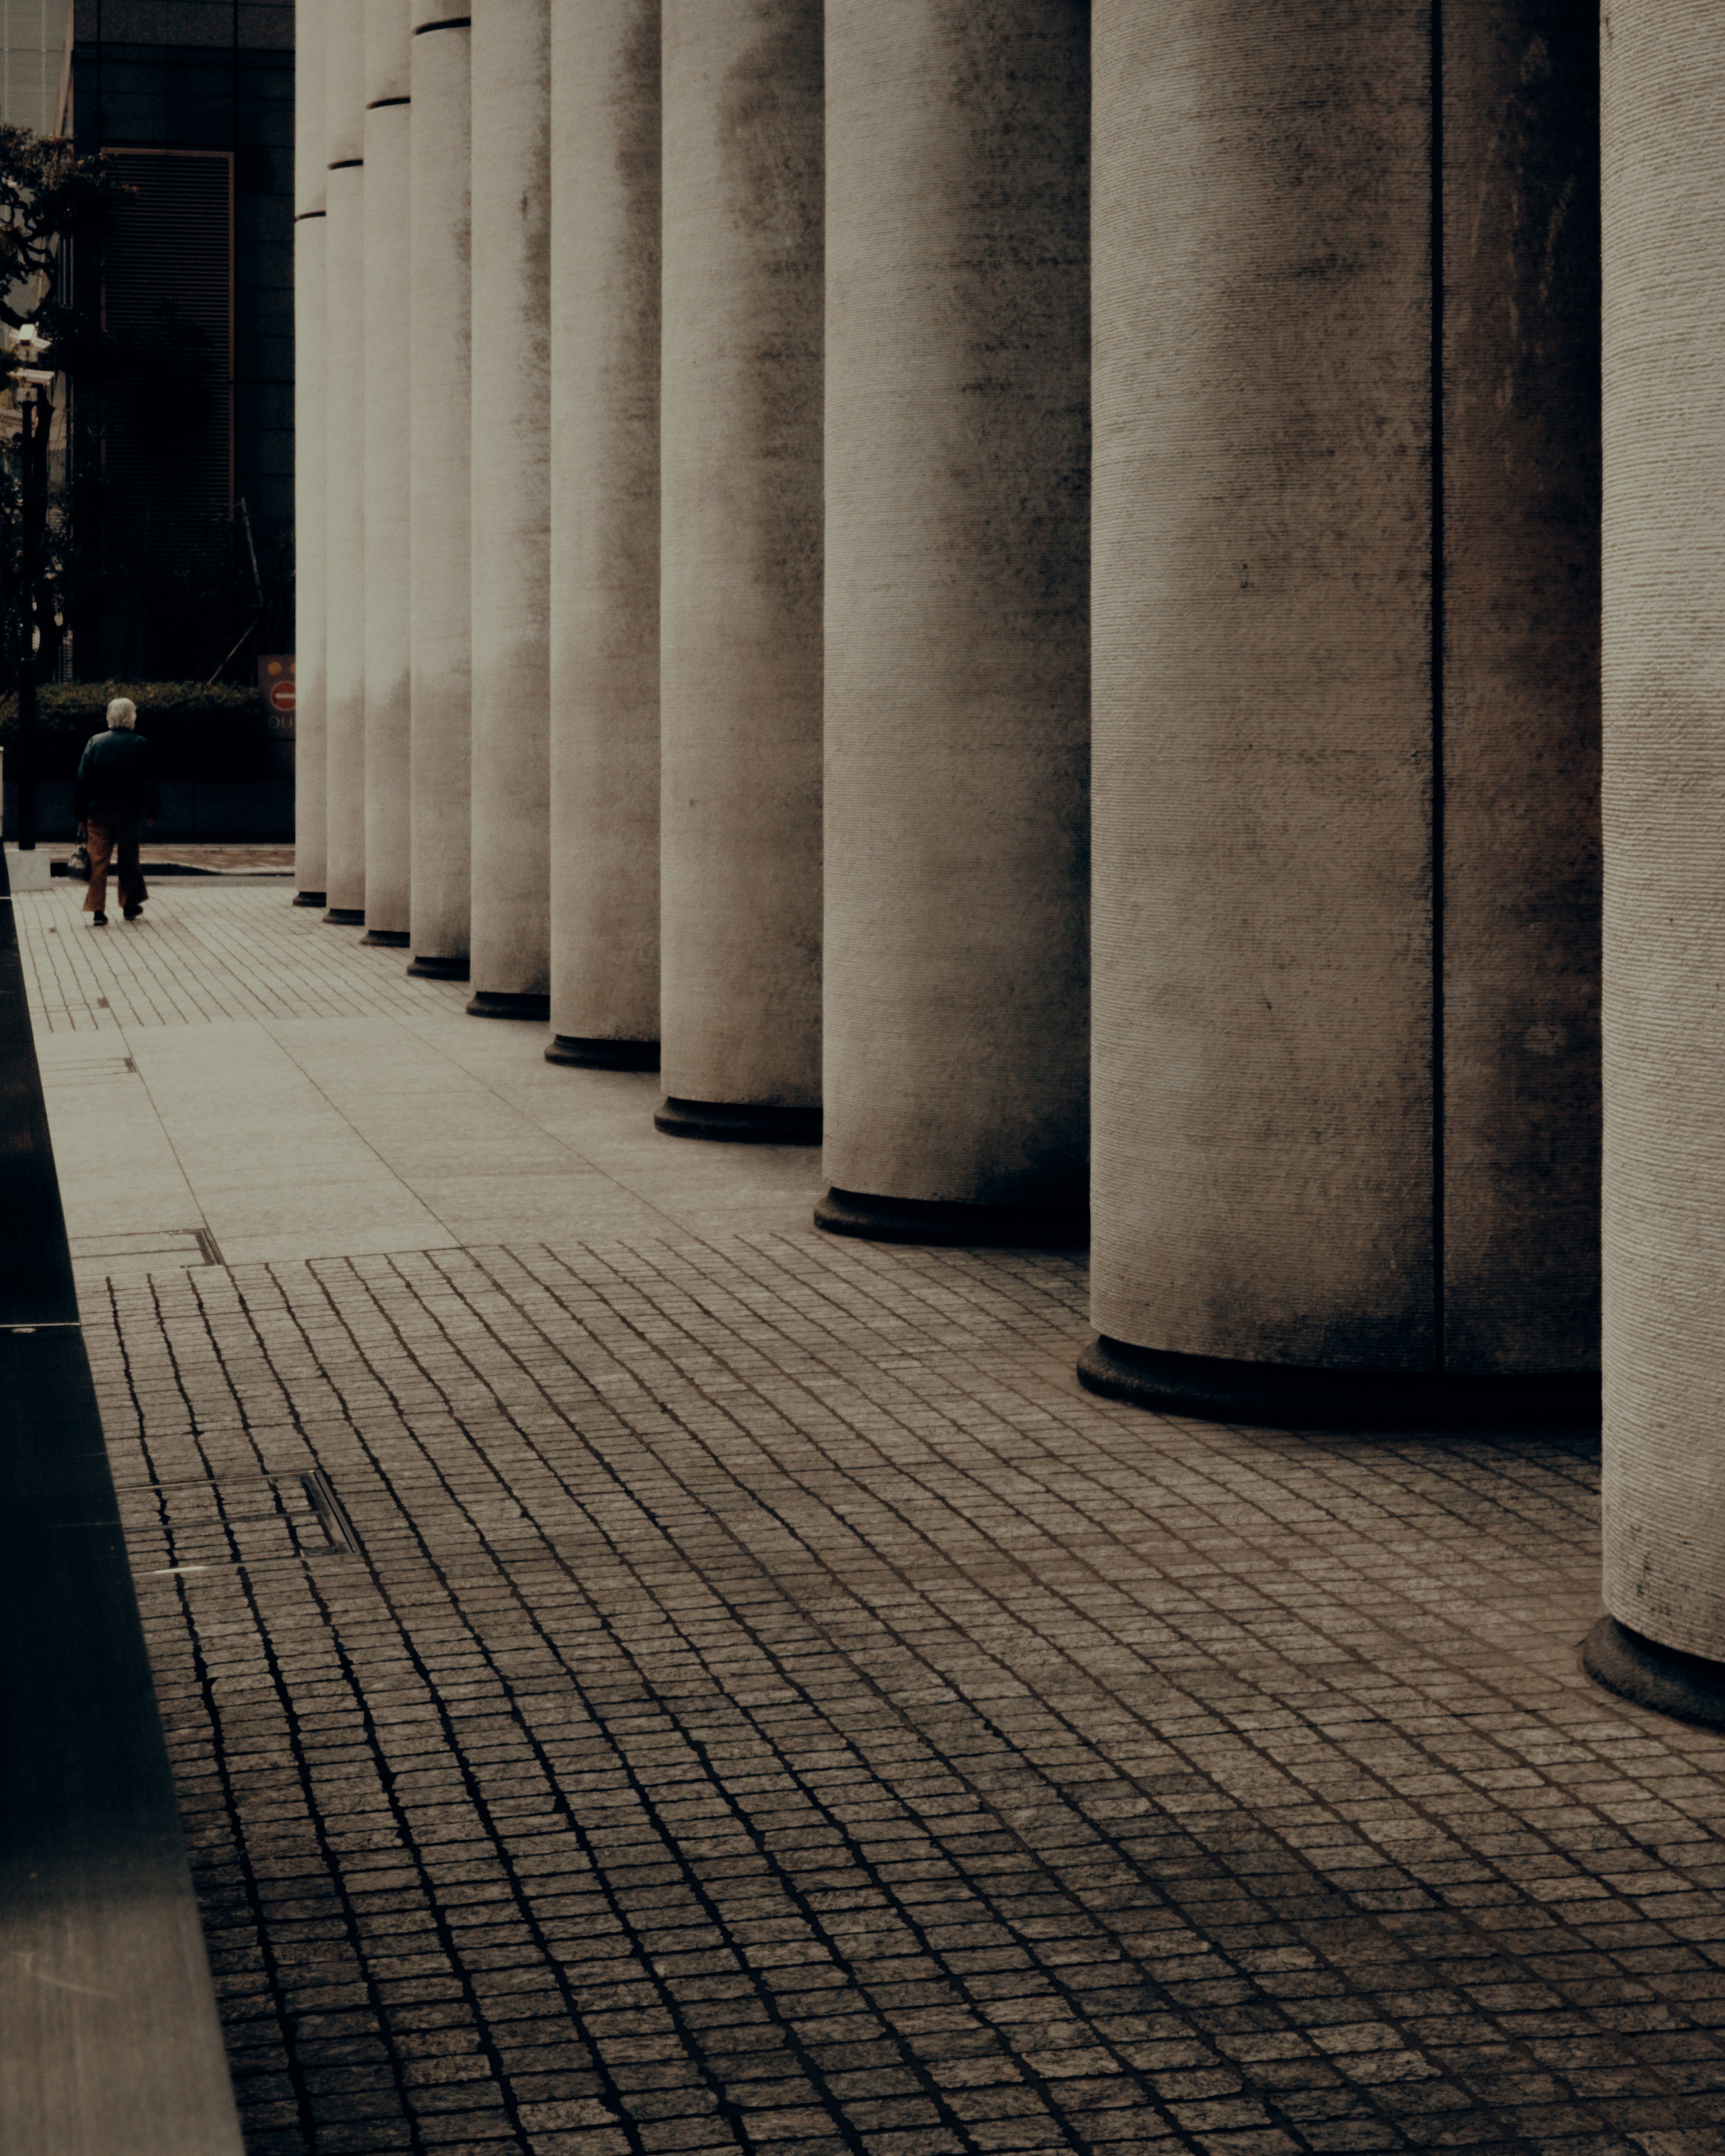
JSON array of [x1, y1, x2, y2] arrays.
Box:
[[259, 654, 296, 732]]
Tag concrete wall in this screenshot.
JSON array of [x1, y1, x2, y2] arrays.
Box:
[[822, 0, 1089, 1223], [467, 0, 552, 1013], [407, 0, 472, 973], [547, 0, 661, 1063], [1601, 0, 1725, 1660], [659, 0, 824, 1112], [361, 0, 412, 941], [1090, 1, 1599, 1380], [321, 0, 366, 917], [292, 0, 325, 899], [1441, 5, 1601, 1371]]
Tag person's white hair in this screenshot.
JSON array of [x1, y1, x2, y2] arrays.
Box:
[[107, 696, 137, 730]]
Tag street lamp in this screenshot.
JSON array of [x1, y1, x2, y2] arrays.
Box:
[[6, 322, 54, 851]]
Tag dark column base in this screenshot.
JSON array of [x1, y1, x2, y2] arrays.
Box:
[[816, 1187, 1087, 1248], [545, 1035, 661, 1071], [292, 889, 327, 908], [654, 1097, 822, 1144], [1584, 1615, 1725, 1729], [363, 927, 411, 947], [323, 906, 365, 926], [1076, 1337, 1601, 1433], [466, 989, 551, 1021], [406, 953, 470, 981]]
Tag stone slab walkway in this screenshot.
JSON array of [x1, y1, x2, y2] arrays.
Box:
[[19, 882, 1725, 2156]]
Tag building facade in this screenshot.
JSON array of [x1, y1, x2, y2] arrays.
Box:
[[67, 0, 293, 677]]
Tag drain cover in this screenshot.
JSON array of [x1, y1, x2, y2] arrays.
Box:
[[67, 1226, 224, 1269], [117, 1467, 361, 1574]]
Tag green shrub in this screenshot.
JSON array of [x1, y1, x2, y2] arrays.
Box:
[[0, 680, 270, 781]]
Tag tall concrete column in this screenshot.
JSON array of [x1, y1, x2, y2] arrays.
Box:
[[657, 0, 824, 1142], [1083, 3, 1600, 1429], [407, 0, 473, 982], [323, 0, 367, 925], [545, 0, 661, 1072], [361, 0, 412, 947], [819, 1, 1088, 1242], [467, 0, 551, 1021], [1586, 3, 1725, 1728], [292, 0, 327, 908]]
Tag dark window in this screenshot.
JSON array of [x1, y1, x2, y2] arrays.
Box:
[[98, 144, 233, 556]]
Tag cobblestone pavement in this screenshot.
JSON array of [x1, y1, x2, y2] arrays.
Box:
[[14, 880, 468, 1032], [79, 1238, 1725, 2156], [30, 889, 1725, 2156]]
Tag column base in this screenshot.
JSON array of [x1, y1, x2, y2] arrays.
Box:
[[323, 906, 365, 926], [406, 953, 470, 981], [292, 889, 327, 908], [654, 1097, 822, 1144], [363, 927, 411, 947], [1584, 1616, 1725, 1730], [1076, 1337, 1601, 1433], [545, 1035, 661, 1071], [466, 989, 550, 1021], [815, 1187, 1087, 1248]]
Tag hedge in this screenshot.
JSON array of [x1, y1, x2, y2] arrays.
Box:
[[0, 681, 271, 782]]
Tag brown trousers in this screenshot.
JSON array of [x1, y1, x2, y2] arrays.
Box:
[[83, 804, 148, 914]]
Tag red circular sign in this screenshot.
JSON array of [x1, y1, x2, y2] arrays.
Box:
[[269, 680, 297, 713]]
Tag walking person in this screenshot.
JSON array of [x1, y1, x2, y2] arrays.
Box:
[[74, 696, 158, 925]]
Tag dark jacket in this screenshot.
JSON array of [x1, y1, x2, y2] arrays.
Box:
[[74, 729, 159, 824]]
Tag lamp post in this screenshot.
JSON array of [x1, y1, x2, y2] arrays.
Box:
[[11, 326, 53, 852]]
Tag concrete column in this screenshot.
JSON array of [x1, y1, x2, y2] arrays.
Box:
[[657, 0, 824, 1142], [819, 1, 1088, 1243], [292, 0, 327, 908], [323, 0, 367, 925], [1586, 3, 1725, 1727], [545, 0, 661, 1071], [407, 0, 473, 982], [1084, 3, 1600, 1429], [361, 1, 412, 947], [467, 0, 551, 1020]]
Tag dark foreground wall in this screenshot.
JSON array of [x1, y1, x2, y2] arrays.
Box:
[[0, 844, 244, 2153]]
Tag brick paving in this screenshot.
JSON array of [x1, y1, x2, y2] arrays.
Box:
[[13, 880, 467, 1032], [80, 1234, 1725, 2156], [25, 884, 1725, 2155]]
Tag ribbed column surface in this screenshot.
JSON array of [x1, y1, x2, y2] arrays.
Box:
[[659, 0, 823, 1112], [292, 0, 327, 904], [407, 0, 473, 975], [468, 0, 552, 1016], [1088, 4, 1599, 1401], [1601, 3, 1725, 1660], [546, 0, 661, 1066], [822, 0, 1088, 1226], [323, 0, 367, 921], [362, 0, 412, 943]]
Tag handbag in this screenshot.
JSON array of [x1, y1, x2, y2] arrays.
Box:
[[66, 841, 91, 882]]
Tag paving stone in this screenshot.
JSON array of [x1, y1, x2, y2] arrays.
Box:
[[28, 888, 1725, 2153]]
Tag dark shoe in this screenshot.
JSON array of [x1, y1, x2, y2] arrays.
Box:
[[123, 905, 142, 921], [91, 910, 107, 925]]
